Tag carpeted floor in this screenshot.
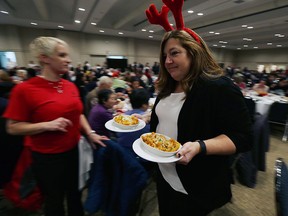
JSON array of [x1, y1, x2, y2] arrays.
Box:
[[1, 125, 287, 216]]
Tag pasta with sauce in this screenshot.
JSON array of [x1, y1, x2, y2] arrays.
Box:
[[141, 132, 181, 152], [114, 114, 139, 126]]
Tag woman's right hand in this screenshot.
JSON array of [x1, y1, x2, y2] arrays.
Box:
[[47, 117, 73, 132]]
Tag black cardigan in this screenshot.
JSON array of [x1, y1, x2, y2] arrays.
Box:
[[150, 76, 252, 210]]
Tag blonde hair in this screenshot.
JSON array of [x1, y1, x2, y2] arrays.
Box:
[[158, 30, 224, 99], [29, 37, 68, 66]]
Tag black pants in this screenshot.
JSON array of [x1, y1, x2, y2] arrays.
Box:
[[156, 171, 214, 216], [32, 147, 84, 216]]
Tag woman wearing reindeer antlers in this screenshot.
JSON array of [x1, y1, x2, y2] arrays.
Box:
[[146, 0, 252, 215]]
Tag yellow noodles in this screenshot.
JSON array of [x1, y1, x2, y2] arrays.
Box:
[[114, 114, 139, 126], [141, 132, 180, 152]]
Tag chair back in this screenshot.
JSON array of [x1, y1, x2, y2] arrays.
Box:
[[275, 158, 288, 216], [269, 102, 288, 125]]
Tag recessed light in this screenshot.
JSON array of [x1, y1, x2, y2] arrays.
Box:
[[78, 8, 85, 11], [149, 30, 154, 33], [253, 47, 258, 49], [247, 26, 253, 29], [141, 29, 146, 32], [243, 45, 248, 47], [58, 25, 64, 28], [213, 45, 218, 46], [118, 32, 123, 35], [31, 22, 38, 25], [241, 25, 247, 28], [99, 30, 104, 33], [267, 43, 272, 45], [149, 36, 153, 38], [197, 13, 204, 16], [209, 31, 214, 34], [276, 45, 282, 47], [91, 22, 97, 25], [0, 10, 9, 14], [188, 10, 194, 14], [237, 48, 241, 50], [170, 23, 174, 26], [75, 20, 81, 24], [215, 32, 220, 35]]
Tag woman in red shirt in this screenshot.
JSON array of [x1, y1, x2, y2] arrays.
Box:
[[3, 36, 109, 216]]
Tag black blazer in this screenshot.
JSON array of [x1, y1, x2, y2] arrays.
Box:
[[150, 76, 252, 210]]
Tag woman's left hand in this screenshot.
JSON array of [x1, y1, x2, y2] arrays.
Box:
[[88, 133, 109, 149], [176, 141, 200, 165]]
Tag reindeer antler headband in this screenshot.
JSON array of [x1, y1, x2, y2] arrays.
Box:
[[145, 0, 201, 44]]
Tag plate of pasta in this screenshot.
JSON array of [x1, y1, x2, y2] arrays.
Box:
[[113, 114, 139, 129], [105, 118, 146, 132], [140, 132, 181, 157], [132, 138, 182, 163]]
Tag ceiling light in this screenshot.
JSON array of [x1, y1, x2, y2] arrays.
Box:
[[0, 10, 9, 14], [58, 25, 64, 28], [209, 31, 214, 34], [91, 22, 97, 25], [141, 29, 146, 32], [188, 10, 194, 13], [149, 30, 154, 33], [243, 45, 248, 47], [99, 30, 104, 33], [276, 45, 282, 47], [170, 23, 174, 26], [241, 25, 247, 28], [31, 22, 38, 25], [75, 20, 81, 24], [197, 13, 204, 16], [237, 48, 241, 50], [149, 36, 153, 38], [213, 45, 218, 46], [253, 47, 258, 49], [221, 45, 226, 48], [118, 32, 123, 35], [215, 32, 220, 35], [267, 43, 272, 45], [78, 8, 85, 11], [247, 26, 253, 29]]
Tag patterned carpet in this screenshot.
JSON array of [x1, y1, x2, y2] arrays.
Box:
[[1, 126, 287, 216]]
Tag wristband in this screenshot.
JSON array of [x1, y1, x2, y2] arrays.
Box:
[[197, 140, 207, 155]]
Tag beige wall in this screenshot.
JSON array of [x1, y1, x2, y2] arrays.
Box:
[[0, 25, 287, 71]]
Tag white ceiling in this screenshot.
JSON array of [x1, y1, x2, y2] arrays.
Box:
[[0, 0, 287, 50]]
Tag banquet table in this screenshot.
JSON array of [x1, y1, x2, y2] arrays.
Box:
[[244, 90, 288, 115]]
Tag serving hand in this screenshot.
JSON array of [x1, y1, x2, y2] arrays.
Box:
[[176, 141, 200, 165]]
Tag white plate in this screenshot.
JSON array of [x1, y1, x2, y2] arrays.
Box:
[[132, 138, 181, 163], [105, 119, 146, 132]]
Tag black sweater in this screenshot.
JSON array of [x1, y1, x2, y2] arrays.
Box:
[[150, 76, 252, 210]]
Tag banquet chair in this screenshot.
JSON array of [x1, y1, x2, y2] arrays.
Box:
[[268, 102, 288, 141], [275, 158, 288, 216]]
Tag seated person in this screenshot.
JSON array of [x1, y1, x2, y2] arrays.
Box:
[[252, 79, 269, 96], [117, 88, 150, 156], [88, 89, 117, 138], [85, 76, 113, 116]]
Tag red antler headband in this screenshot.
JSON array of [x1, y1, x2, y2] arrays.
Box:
[[145, 0, 201, 44]]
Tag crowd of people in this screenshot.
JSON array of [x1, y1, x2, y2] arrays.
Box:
[[0, 0, 286, 214]]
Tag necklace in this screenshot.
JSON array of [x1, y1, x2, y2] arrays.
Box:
[[48, 80, 64, 93]]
